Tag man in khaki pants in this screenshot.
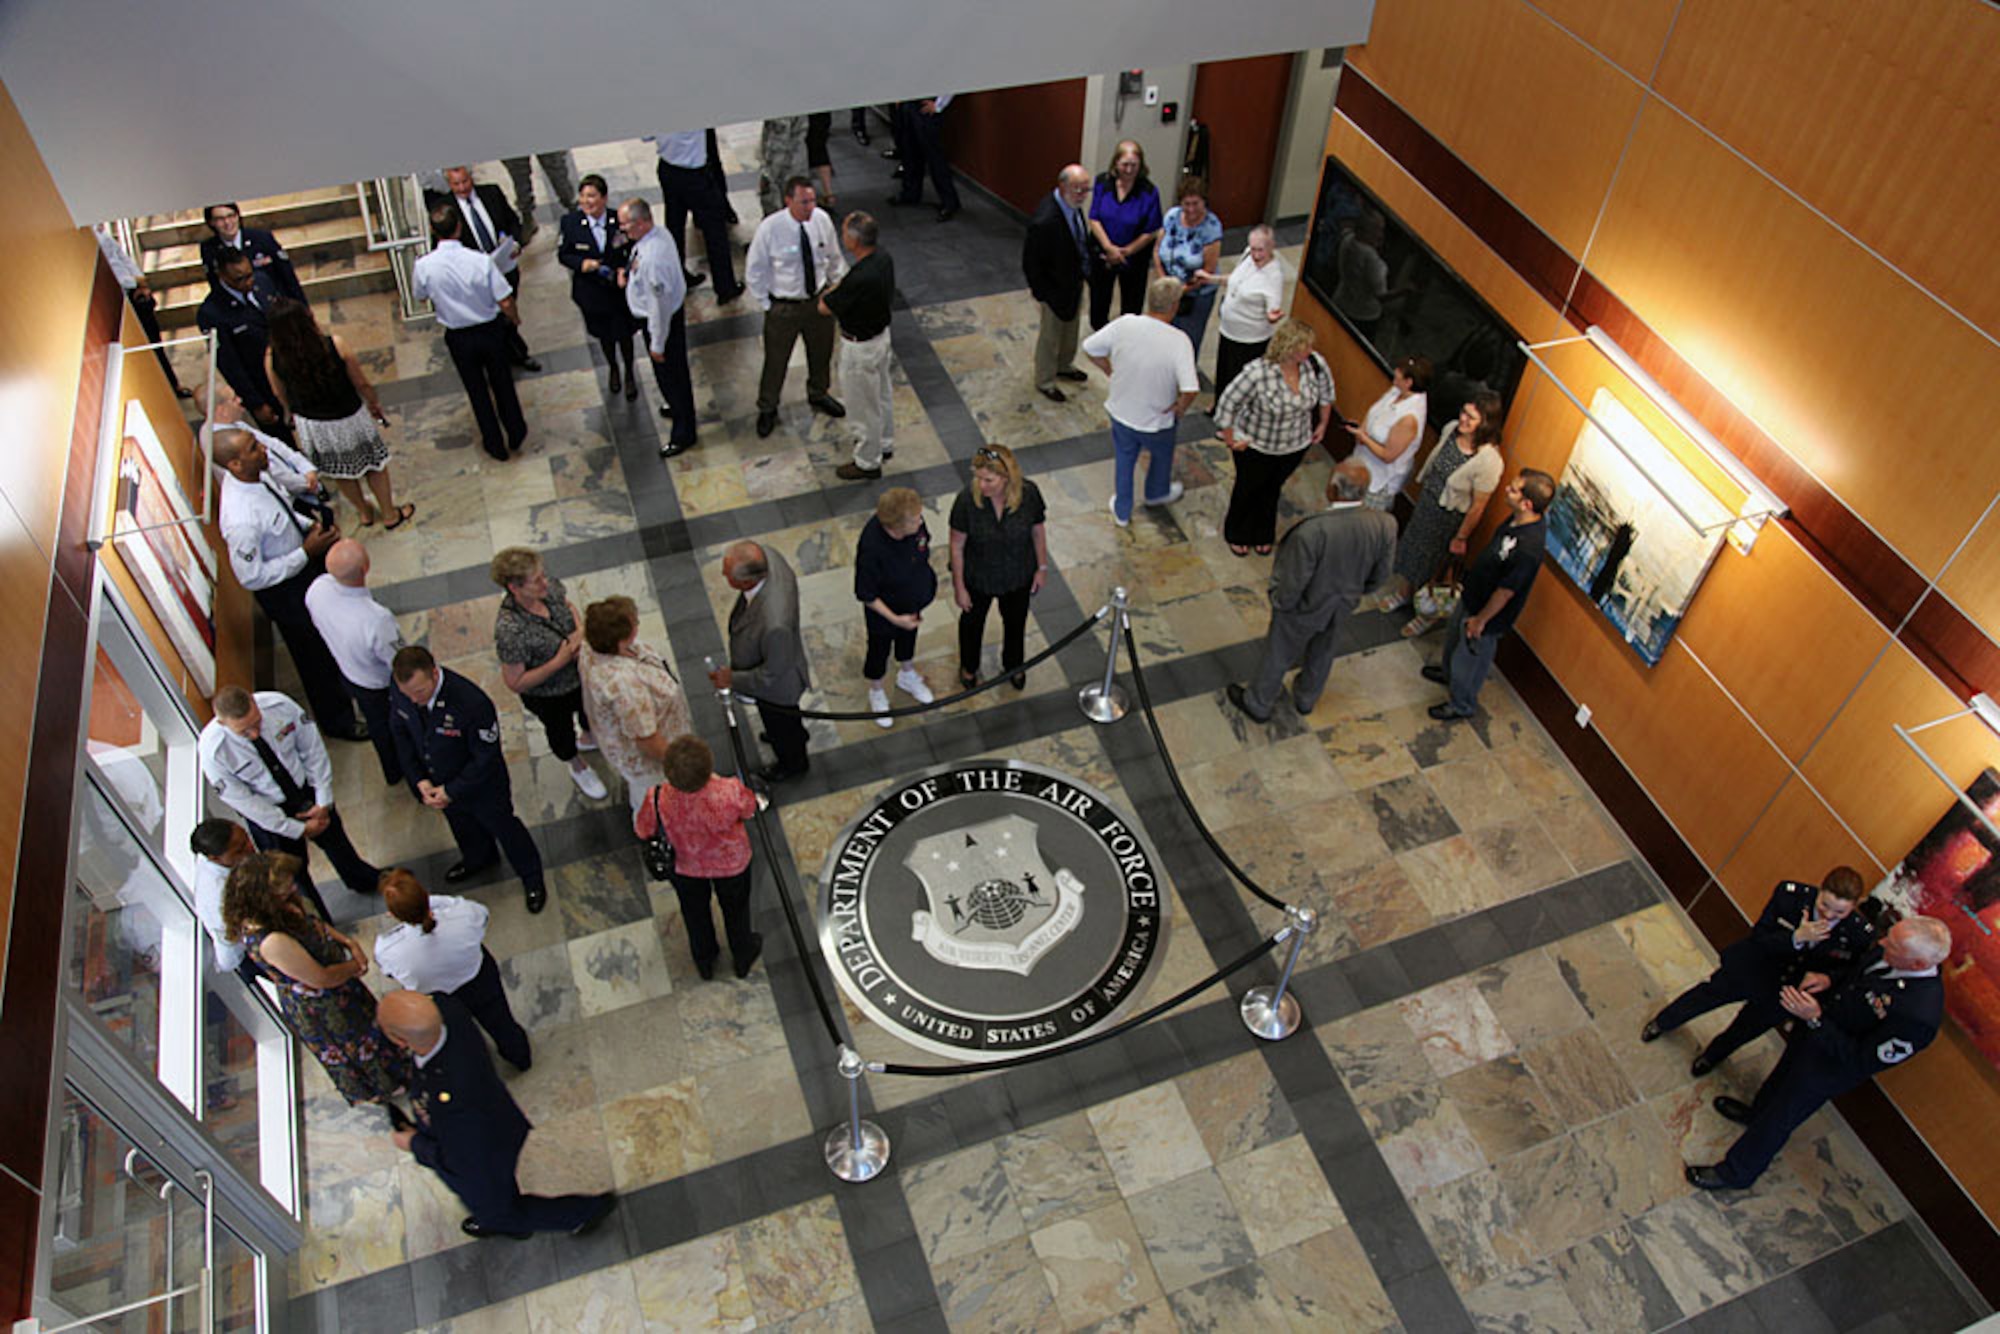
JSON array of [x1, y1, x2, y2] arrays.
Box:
[[1022, 164, 1093, 402], [823, 213, 898, 481]]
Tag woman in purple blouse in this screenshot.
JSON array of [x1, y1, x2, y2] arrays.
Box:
[[1086, 139, 1164, 329]]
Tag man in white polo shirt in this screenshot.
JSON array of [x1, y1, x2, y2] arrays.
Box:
[[305, 538, 405, 787], [412, 206, 529, 461], [1082, 276, 1198, 527]]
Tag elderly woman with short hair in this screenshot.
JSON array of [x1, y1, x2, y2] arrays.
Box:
[[490, 547, 606, 799], [1213, 224, 1287, 404], [634, 736, 762, 980], [1214, 319, 1336, 555], [855, 487, 938, 727], [577, 595, 692, 813]]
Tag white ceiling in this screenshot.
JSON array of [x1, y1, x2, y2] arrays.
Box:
[[1, 0, 1374, 223]]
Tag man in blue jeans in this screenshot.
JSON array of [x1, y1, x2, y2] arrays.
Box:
[[1083, 276, 1199, 527], [1421, 469, 1553, 720]]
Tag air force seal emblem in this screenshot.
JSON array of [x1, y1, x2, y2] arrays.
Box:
[[819, 761, 1168, 1059]]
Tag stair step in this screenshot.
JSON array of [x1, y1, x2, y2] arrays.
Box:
[[156, 252, 397, 329], [143, 220, 375, 289], [136, 187, 361, 251]]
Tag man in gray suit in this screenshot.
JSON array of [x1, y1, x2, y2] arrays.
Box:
[[707, 541, 812, 782], [1227, 460, 1397, 723]]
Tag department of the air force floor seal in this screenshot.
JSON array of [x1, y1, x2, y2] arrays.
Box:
[[818, 760, 1169, 1059]]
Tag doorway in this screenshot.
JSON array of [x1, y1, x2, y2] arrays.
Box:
[[1189, 53, 1299, 226]]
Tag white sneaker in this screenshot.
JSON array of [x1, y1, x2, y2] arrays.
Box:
[[895, 667, 935, 704], [1144, 481, 1185, 507], [570, 764, 609, 799], [869, 687, 894, 728], [1108, 495, 1129, 528]]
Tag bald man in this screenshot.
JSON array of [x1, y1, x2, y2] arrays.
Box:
[[707, 542, 810, 782], [306, 539, 405, 784], [380, 990, 614, 1240], [1022, 164, 1094, 401], [1687, 915, 1951, 1191]]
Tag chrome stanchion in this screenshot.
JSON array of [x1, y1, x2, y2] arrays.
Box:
[[1077, 587, 1131, 724], [1240, 905, 1315, 1040], [823, 1046, 891, 1183]]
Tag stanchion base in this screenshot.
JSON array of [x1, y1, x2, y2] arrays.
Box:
[[1077, 684, 1130, 725], [823, 1119, 892, 1183], [1240, 986, 1301, 1041]]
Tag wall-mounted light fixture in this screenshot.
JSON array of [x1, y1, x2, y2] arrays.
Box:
[[1518, 327, 1788, 553], [1894, 693, 2000, 844]]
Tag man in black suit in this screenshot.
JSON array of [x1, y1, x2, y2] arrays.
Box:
[[380, 990, 614, 1240], [198, 251, 290, 436], [1022, 164, 1094, 403], [442, 166, 540, 370], [200, 202, 305, 301]]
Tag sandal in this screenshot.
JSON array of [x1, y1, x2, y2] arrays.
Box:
[[1254, 544, 1273, 556], [958, 669, 980, 691], [384, 503, 417, 531], [1227, 543, 1250, 557], [356, 504, 379, 528], [1400, 613, 1440, 639]]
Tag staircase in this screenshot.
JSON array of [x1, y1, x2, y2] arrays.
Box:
[[135, 187, 398, 328]]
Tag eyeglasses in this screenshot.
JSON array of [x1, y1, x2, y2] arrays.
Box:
[[973, 447, 1004, 465]]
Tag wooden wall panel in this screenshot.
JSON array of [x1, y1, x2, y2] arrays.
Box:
[[1715, 777, 1880, 922], [1934, 509, 2000, 644], [1524, 0, 1680, 79], [1583, 103, 2000, 579], [1877, 1023, 2000, 1225], [1799, 640, 1995, 865], [1654, 0, 2000, 338], [1345, 0, 1643, 255], [942, 80, 1087, 217]]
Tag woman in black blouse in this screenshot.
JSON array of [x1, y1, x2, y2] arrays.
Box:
[[558, 174, 642, 401], [949, 445, 1049, 690], [854, 487, 937, 727]]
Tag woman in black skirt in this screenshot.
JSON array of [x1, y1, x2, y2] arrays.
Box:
[[558, 174, 641, 400], [1215, 320, 1336, 555]]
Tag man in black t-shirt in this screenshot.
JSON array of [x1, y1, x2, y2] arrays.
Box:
[[823, 213, 899, 481], [1421, 469, 1554, 720]]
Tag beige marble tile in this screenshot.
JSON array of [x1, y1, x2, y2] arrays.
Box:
[[627, 1231, 756, 1333], [1548, 923, 1661, 1020], [1126, 1169, 1256, 1294], [1416, 751, 1519, 830], [1573, 1104, 1692, 1218], [1461, 1260, 1590, 1333], [1288, 791, 1392, 875], [1780, 1125, 1901, 1241], [1316, 714, 1419, 788], [1399, 976, 1515, 1077], [600, 1077, 712, 1189], [1469, 818, 1574, 899], [1216, 1134, 1344, 1256], [396, 1159, 473, 1262], [1473, 949, 1591, 1048], [1029, 1201, 1164, 1328], [677, 974, 790, 1072], [1398, 834, 1504, 920], [1629, 1191, 1768, 1315], [930, 1236, 1058, 1334], [1707, 1162, 1847, 1277], [516, 1105, 616, 1198], [1538, 796, 1631, 875], [1073, 1298, 1181, 1333], [903, 1142, 1027, 1266], [1325, 858, 1433, 950], [523, 1264, 647, 1333], [1316, 1002, 1436, 1106], [1174, 1051, 1298, 1163], [694, 1046, 813, 1163], [1261, 1225, 1398, 1332], [995, 1112, 1122, 1230], [760, 1293, 874, 1332], [567, 917, 675, 1017], [1165, 1263, 1294, 1330], [292, 1163, 407, 1293], [1361, 1087, 1488, 1194], [1443, 1055, 1564, 1160], [1491, 1134, 1623, 1263], [1410, 1167, 1519, 1290], [1085, 1083, 1212, 1196], [1614, 903, 1719, 997], [1521, 1025, 1642, 1127], [1550, 1225, 1684, 1334], [584, 994, 688, 1103], [734, 1198, 861, 1324]]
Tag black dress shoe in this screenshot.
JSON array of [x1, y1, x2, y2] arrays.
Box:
[[1420, 663, 1448, 685], [1010, 671, 1027, 691], [881, 148, 900, 160], [887, 193, 914, 206], [1684, 1164, 1735, 1192], [516, 357, 542, 373], [175, 386, 196, 400], [1640, 1018, 1664, 1043], [1038, 386, 1067, 403], [1713, 1095, 1753, 1125], [937, 206, 958, 223], [524, 884, 548, 914], [1225, 683, 1272, 724], [683, 270, 708, 290], [733, 933, 764, 979], [484, 444, 511, 462], [1690, 1054, 1718, 1078], [1428, 703, 1475, 722], [443, 860, 493, 884], [713, 286, 745, 304], [462, 1218, 532, 1241], [854, 126, 871, 146], [660, 438, 693, 459], [571, 1193, 619, 1236], [758, 762, 808, 784], [658, 402, 674, 418], [809, 393, 846, 418], [625, 377, 639, 402], [327, 723, 371, 743], [695, 955, 716, 981], [607, 364, 623, 396], [756, 410, 778, 438], [1056, 368, 1088, 382]]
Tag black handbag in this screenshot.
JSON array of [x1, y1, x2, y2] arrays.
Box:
[[641, 786, 675, 880]]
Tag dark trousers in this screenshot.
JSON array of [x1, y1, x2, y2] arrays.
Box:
[[444, 320, 527, 459], [1088, 243, 1154, 329], [501, 269, 533, 364], [669, 868, 755, 966], [1246, 607, 1348, 718], [448, 948, 532, 1071], [756, 299, 835, 414], [248, 810, 371, 904], [444, 1136, 603, 1234], [893, 103, 960, 209], [252, 572, 359, 736], [755, 699, 810, 774], [1224, 447, 1306, 548], [1214, 335, 1268, 406], [959, 587, 1031, 677], [1439, 605, 1503, 716], [347, 682, 402, 784], [442, 790, 546, 896], [1654, 970, 1788, 1068], [126, 289, 186, 392], [656, 161, 739, 296], [863, 610, 919, 680], [520, 688, 588, 763], [646, 311, 698, 446], [1718, 1033, 1839, 1187]]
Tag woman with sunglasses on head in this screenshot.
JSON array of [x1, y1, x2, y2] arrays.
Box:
[[949, 445, 1048, 690]]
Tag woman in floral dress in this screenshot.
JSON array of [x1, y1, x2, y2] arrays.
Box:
[[224, 852, 412, 1125]]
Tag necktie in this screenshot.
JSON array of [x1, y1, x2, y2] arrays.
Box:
[[261, 478, 309, 537], [590, 216, 604, 252], [1069, 207, 1087, 263], [251, 734, 313, 816], [800, 223, 817, 295], [468, 201, 496, 253]]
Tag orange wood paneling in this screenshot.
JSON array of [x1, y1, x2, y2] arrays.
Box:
[[1654, 0, 2000, 339], [1715, 776, 1879, 922], [0, 505, 49, 985], [1525, 0, 1681, 80], [1799, 640, 1998, 866], [1934, 509, 2000, 645], [1878, 1022, 2000, 1227], [1347, 0, 1644, 255], [1583, 103, 2000, 580]]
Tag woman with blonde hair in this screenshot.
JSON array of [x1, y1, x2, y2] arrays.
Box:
[[949, 445, 1048, 690], [1214, 319, 1336, 555], [855, 487, 938, 727]]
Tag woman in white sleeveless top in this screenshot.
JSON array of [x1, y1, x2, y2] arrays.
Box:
[[1344, 354, 1432, 511]]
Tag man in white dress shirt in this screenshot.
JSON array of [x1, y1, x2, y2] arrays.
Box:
[[413, 207, 530, 461], [649, 131, 737, 301], [189, 818, 326, 982], [616, 198, 697, 457], [376, 869, 531, 1071], [199, 686, 382, 897], [305, 539, 404, 786], [211, 426, 365, 738], [442, 166, 539, 370], [744, 177, 846, 439]]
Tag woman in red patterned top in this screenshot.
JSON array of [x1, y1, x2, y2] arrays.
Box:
[[635, 736, 762, 980]]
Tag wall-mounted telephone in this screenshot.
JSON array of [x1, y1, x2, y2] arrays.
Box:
[[1115, 69, 1143, 125]]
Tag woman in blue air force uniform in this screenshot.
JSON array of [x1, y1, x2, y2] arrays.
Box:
[[558, 173, 642, 401]]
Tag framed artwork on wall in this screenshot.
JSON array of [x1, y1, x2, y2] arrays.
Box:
[[107, 399, 217, 695], [1545, 389, 1731, 667], [1875, 769, 2000, 1072]]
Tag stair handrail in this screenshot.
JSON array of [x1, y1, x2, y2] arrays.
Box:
[[356, 175, 435, 323]]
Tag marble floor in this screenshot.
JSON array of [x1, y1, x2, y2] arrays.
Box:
[[249, 123, 1986, 1334]]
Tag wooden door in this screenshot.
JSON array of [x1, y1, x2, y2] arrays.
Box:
[[1189, 53, 1298, 227]]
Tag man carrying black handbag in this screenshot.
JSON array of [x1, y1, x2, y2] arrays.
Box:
[[632, 735, 763, 981]]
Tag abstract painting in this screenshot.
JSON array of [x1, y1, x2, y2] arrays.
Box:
[[1545, 389, 1731, 667], [1874, 769, 2000, 1071], [108, 400, 217, 694]]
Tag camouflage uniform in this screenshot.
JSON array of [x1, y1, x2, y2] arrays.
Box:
[[758, 117, 811, 216]]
